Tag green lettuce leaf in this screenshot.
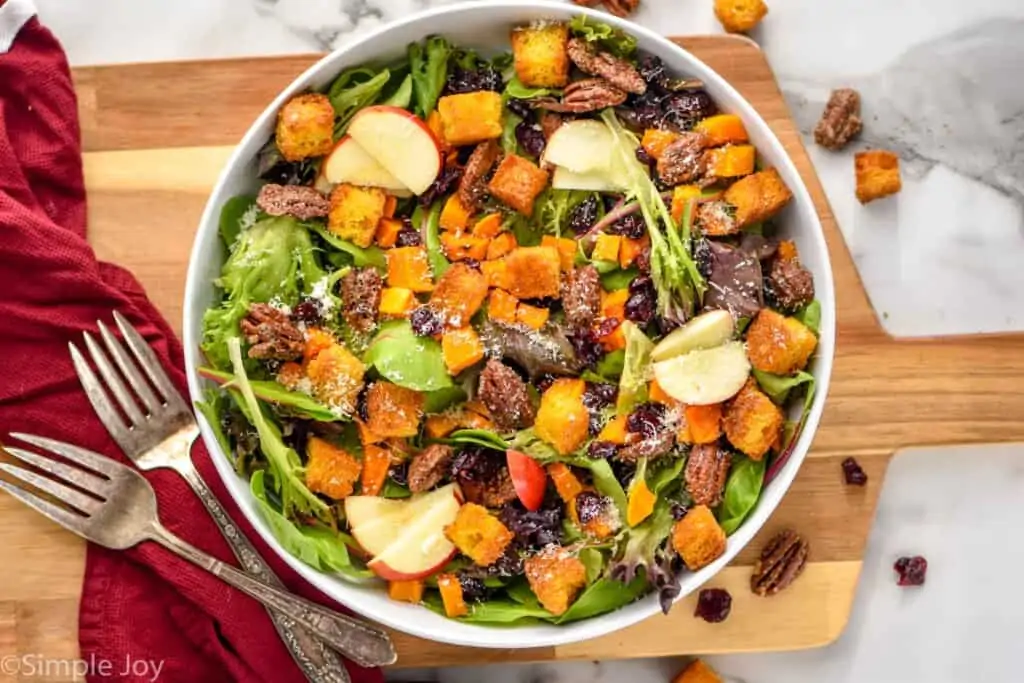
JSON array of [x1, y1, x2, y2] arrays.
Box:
[[198, 367, 342, 422], [752, 369, 814, 406], [616, 321, 654, 413], [579, 547, 606, 585], [417, 202, 449, 278], [537, 189, 595, 237], [409, 36, 453, 118], [218, 195, 257, 248], [366, 320, 453, 391], [307, 222, 386, 270], [717, 456, 766, 535], [444, 429, 509, 451], [569, 15, 637, 58], [382, 74, 413, 109], [504, 76, 560, 100], [501, 111, 522, 154], [556, 573, 647, 624], [600, 267, 640, 291], [328, 66, 391, 135], [794, 299, 822, 335]]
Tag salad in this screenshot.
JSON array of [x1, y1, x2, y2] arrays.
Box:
[[198, 15, 821, 625]]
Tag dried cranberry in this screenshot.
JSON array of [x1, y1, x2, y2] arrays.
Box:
[[462, 257, 481, 271], [450, 446, 506, 482], [634, 245, 651, 274], [630, 90, 666, 130], [535, 373, 558, 394], [583, 383, 618, 411], [291, 299, 323, 326], [894, 556, 927, 586], [521, 296, 558, 309], [515, 122, 546, 158], [506, 97, 533, 119], [500, 499, 563, 549], [574, 491, 607, 524], [445, 65, 503, 95], [395, 226, 422, 247], [625, 276, 657, 324], [587, 440, 618, 460], [457, 574, 487, 601], [627, 403, 666, 439], [568, 329, 605, 368], [356, 384, 370, 422], [670, 502, 689, 520], [842, 457, 868, 486], [635, 146, 654, 166], [569, 195, 601, 235], [694, 588, 732, 623], [410, 305, 444, 337], [664, 90, 717, 131], [638, 54, 667, 86], [387, 461, 409, 487], [610, 458, 636, 488], [608, 213, 645, 239], [694, 239, 713, 280], [418, 164, 462, 207]]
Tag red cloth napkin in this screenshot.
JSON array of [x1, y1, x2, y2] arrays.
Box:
[[0, 17, 385, 683]]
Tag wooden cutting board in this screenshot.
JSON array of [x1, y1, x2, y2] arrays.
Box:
[[3, 35, 1024, 676]]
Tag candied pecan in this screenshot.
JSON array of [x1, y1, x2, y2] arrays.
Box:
[[457, 140, 501, 210], [240, 303, 304, 360], [750, 529, 809, 596], [766, 257, 815, 312], [656, 132, 709, 186], [814, 88, 862, 151], [566, 38, 646, 95], [539, 111, 564, 140], [618, 430, 676, 462], [477, 359, 536, 431], [604, 0, 640, 16], [407, 444, 454, 493], [256, 183, 329, 220], [561, 265, 601, 331], [341, 267, 382, 333], [532, 79, 627, 114], [684, 443, 732, 507]]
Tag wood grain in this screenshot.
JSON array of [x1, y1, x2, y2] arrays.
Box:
[[0, 35, 1020, 676]]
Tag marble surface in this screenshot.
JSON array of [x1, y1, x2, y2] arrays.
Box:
[[25, 0, 1024, 681]]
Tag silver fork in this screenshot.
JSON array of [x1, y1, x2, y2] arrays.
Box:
[[0, 432, 396, 671], [67, 312, 395, 675]]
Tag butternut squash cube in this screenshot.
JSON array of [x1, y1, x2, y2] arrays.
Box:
[[486, 232, 518, 261], [671, 505, 727, 571], [328, 184, 387, 248], [430, 262, 489, 327], [305, 436, 362, 500], [473, 214, 504, 239], [387, 246, 434, 293], [670, 184, 701, 223], [305, 344, 365, 416], [378, 287, 417, 319], [365, 381, 425, 438], [703, 144, 756, 178], [375, 217, 404, 248], [487, 288, 520, 325], [510, 22, 570, 88], [619, 236, 648, 269], [515, 301, 549, 330], [523, 546, 586, 616], [440, 194, 473, 232], [673, 659, 724, 683], [597, 414, 629, 445], [437, 92, 503, 146], [437, 573, 469, 618], [535, 378, 589, 455], [481, 259, 510, 288], [444, 503, 514, 566], [547, 462, 584, 502], [440, 231, 490, 262], [725, 167, 793, 228], [694, 114, 749, 146], [745, 309, 817, 374], [275, 93, 335, 162], [503, 246, 561, 299], [591, 233, 622, 263], [441, 327, 485, 375], [387, 580, 424, 603], [855, 150, 902, 204], [487, 154, 550, 216], [540, 235, 576, 272], [640, 128, 680, 160], [722, 379, 783, 461]]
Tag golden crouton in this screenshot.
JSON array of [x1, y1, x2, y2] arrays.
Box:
[[305, 343, 365, 416], [430, 263, 489, 327], [722, 379, 783, 460], [437, 91, 503, 147], [535, 378, 589, 455], [671, 505, 727, 571], [673, 659, 724, 683], [511, 22, 570, 89], [746, 309, 817, 374], [714, 0, 769, 34], [487, 154, 550, 216], [364, 381, 424, 438], [502, 246, 561, 299], [698, 168, 792, 235], [523, 546, 587, 616], [855, 150, 902, 204], [444, 502, 515, 566], [275, 93, 336, 162], [305, 436, 362, 499], [328, 184, 387, 247]]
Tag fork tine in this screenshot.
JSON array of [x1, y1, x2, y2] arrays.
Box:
[[69, 343, 133, 450], [97, 319, 161, 414], [113, 311, 188, 410], [82, 332, 146, 426], [0, 462, 102, 514], [9, 433, 124, 479], [4, 446, 111, 497], [0, 479, 89, 535]]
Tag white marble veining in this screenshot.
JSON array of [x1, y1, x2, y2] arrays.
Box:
[[25, 0, 1024, 681]]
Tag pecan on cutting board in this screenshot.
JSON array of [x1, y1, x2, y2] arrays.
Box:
[[750, 528, 809, 596]]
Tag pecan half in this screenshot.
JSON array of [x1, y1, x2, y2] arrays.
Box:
[[618, 429, 676, 462], [341, 267, 383, 334], [751, 529, 809, 596], [407, 444, 454, 493], [766, 257, 815, 312], [478, 359, 536, 431], [561, 265, 601, 331], [656, 132, 709, 186], [604, 0, 640, 16], [457, 140, 501, 210], [532, 78, 627, 114], [256, 183, 329, 221], [240, 303, 304, 360], [567, 38, 646, 95], [813, 88, 862, 151], [684, 443, 731, 507], [539, 111, 564, 140]]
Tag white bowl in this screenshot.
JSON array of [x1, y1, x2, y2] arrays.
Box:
[[183, 0, 835, 650]]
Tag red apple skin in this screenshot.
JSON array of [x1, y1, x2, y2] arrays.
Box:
[[506, 450, 547, 512], [367, 548, 456, 581], [347, 105, 443, 195]]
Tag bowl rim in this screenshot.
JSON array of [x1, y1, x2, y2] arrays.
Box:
[[182, 0, 836, 650]]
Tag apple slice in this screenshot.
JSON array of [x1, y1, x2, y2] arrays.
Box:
[[345, 484, 459, 558], [650, 309, 735, 362], [551, 166, 627, 192], [652, 341, 751, 405], [506, 450, 546, 512], [542, 119, 616, 174], [347, 105, 442, 195], [319, 135, 411, 193], [367, 491, 461, 580]]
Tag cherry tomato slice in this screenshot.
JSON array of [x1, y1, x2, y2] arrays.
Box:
[[506, 449, 547, 512]]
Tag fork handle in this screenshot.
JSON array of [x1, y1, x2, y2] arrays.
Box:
[[147, 521, 397, 668]]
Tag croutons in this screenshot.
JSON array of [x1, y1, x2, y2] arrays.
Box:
[[671, 505, 727, 571], [535, 378, 589, 455], [444, 502, 515, 566], [673, 659, 724, 683], [698, 168, 792, 235], [502, 246, 561, 299], [745, 309, 818, 374], [441, 327, 485, 375], [437, 91, 503, 147], [487, 154, 550, 216], [387, 246, 434, 293], [430, 263, 489, 327], [305, 436, 362, 500], [305, 343, 365, 415], [539, 235, 576, 272], [855, 150, 902, 204], [722, 379, 783, 460], [365, 381, 425, 437], [511, 22, 570, 89], [328, 184, 387, 247], [275, 93, 335, 162], [714, 0, 769, 34], [524, 546, 587, 616]]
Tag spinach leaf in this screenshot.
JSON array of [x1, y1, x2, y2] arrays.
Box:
[[218, 195, 257, 248], [752, 369, 814, 406], [307, 222, 386, 270], [595, 349, 626, 379], [328, 67, 391, 135], [717, 456, 766, 535], [423, 386, 468, 413], [570, 456, 627, 518], [417, 202, 449, 278], [199, 367, 343, 421], [569, 15, 638, 59], [794, 299, 822, 335], [616, 321, 654, 413], [501, 111, 522, 154], [366, 320, 453, 391], [251, 471, 373, 580], [505, 578, 538, 605], [504, 76, 560, 100], [556, 573, 647, 624], [381, 479, 411, 499], [457, 599, 553, 624], [648, 456, 686, 494], [579, 547, 606, 585], [446, 429, 509, 452], [600, 267, 639, 291], [382, 74, 413, 109], [409, 36, 453, 118]]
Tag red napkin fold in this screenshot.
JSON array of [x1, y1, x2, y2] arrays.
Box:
[[0, 17, 384, 683]]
